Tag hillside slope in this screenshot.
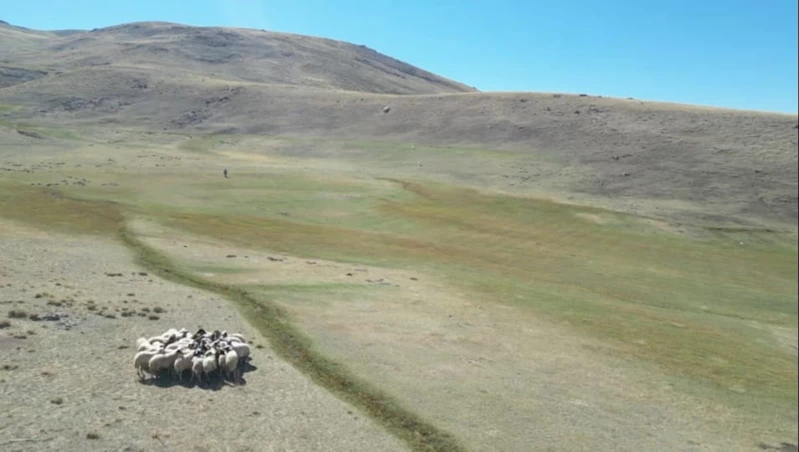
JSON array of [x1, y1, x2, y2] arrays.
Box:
[[0, 20, 796, 229], [0, 21, 474, 95]]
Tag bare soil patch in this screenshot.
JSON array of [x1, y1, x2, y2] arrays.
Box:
[[0, 220, 406, 452]]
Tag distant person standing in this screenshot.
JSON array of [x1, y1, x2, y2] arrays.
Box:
[[223, 168, 228, 179]]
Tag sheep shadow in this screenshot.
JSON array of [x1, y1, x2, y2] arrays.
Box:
[[138, 362, 258, 390]]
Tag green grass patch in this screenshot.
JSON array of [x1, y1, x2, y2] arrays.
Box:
[[338, 139, 522, 160], [156, 178, 797, 411], [0, 182, 123, 235], [0, 117, 80, 140], [65, 171, 424, 236], [178, 135, 229, 153], [248, 282, 384, 302], [0, 103, 19, 114], [2, 162, 795, 430], [187, 265, 252, 275], [24, 125, 80, 140]]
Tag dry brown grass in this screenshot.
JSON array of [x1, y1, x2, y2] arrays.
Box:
[[0, 21, 472, 95]]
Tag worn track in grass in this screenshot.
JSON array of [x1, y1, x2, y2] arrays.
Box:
[[119, 228, 467, 452]]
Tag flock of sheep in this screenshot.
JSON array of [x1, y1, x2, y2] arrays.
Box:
[[133, 327, 251, 385]]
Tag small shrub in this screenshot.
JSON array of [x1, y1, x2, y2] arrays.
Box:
[[141, 307, 150, 313], [50, 397, 63, 405], [0, 320, 10, 329], [153, 307, 165, 314], [28, 313, 41, 321], [8, 310, 27, 319], [87, 305, 97, 311], [86, 432, 100, 440], [148, 315, 160, 321]]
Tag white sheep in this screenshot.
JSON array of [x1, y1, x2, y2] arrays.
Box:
[[190, 355, 205, 384], [230, 342, 250, 363], [149, 330, 178, 346], [173, 349, 194, 381], [223, 349, 240, 382], [165, 338, 192, 351], [133, 348, 163, 379], [135, 328, 253, 384], [138, 336, 166, 352], [148, 349, 181, 377], [140, 344, 165, 354], [202, 350, 218, 377]]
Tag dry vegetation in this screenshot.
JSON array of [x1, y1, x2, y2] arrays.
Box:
[[0, 19, 797, 452]]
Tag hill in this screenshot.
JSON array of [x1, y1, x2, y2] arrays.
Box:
[[0, 19, 796, 229], [0, 20, 475, 94]]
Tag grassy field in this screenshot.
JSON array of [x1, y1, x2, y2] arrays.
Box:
[[148, 180, 799, 402], [1, 127, 796, 450], [1, 19, 796, 450]]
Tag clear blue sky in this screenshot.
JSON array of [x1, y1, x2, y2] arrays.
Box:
[[3, 1, 797, 113]]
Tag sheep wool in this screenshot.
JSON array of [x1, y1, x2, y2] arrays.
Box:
[[133, 327, 252, 386]]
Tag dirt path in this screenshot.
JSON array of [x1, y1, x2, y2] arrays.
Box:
[[0, 219, 407, 452]]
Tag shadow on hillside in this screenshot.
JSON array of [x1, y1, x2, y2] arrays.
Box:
[[137, 362, 258, 390]]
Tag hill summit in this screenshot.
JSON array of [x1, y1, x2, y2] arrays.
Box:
[[0, 20, 475, 95]]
